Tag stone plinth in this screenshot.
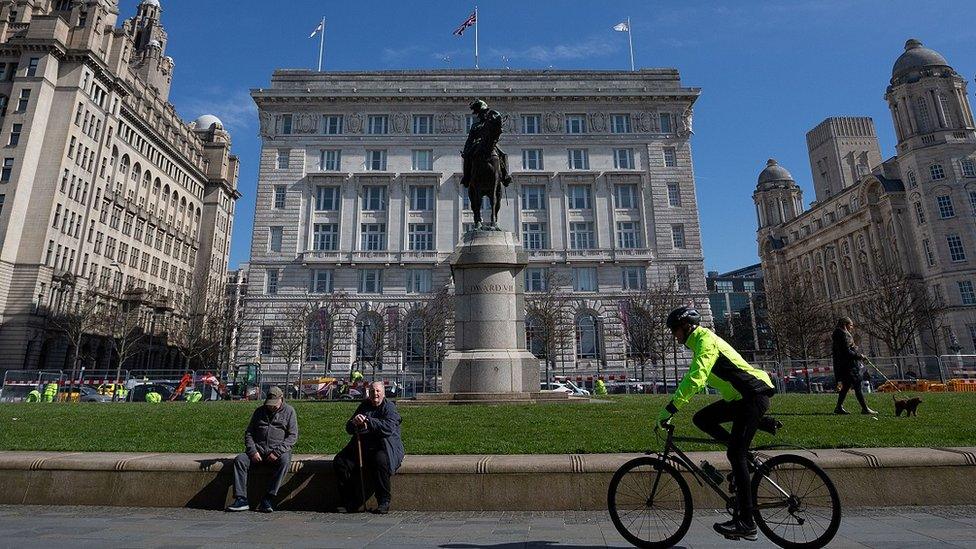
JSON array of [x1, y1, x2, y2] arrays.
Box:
[[442, 230, 540, 394]]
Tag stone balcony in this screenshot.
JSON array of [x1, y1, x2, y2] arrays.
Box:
[[299, 250, 450, 265], [528, 248, 653, 263]]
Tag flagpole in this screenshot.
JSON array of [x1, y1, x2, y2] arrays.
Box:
[[474, 6, 479, 69], [627, 17, 635, 71], [317, 16, 326, 71]]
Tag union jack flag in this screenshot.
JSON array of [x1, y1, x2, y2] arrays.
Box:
[[453, 10, 476, 36]]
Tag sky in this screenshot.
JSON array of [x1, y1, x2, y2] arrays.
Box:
[[127, 0, 976, 274]]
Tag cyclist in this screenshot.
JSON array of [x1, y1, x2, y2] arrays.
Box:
[[656, 306, 779, 541]]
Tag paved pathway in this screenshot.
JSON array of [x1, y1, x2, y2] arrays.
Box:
[[1, 505, 975, 548]]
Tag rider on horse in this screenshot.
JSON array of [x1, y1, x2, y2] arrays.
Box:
[[460, 99, 512, 189]]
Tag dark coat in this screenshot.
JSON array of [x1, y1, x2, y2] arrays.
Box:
[[832, 328, 864, 380], [344, 399, 404, 476], [244, 403, 299, 458]]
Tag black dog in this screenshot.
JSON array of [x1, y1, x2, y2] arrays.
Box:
[[893, 396, 922, 417]]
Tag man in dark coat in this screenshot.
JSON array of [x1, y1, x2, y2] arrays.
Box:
[[226, 386, 299, 513], [333, 381, 404, 514], [832, 317, 877, 415]]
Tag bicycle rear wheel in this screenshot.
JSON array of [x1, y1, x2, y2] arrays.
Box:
[[608, 456, 693, 548], [751, 454, 841, 549]]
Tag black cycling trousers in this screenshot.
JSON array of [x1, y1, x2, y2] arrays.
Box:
[[692, 395, 771, 523]]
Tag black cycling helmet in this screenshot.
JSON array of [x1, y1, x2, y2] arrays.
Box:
[[666, 306, 701, 330]]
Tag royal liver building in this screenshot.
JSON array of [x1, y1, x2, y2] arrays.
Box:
[[245, 69, 708, 377]]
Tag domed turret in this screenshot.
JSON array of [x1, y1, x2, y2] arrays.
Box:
[[192, 114, 223, 132], [757, 158, 794, 187], [754, 159, 803, 229], [141, 0, 161, 7], [891, 39, 950, 82]]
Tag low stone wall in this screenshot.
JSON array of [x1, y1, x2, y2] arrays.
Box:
[[0, 447, 973, 511]]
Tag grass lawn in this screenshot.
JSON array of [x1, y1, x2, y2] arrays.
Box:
[[0, 393, 974, 454]]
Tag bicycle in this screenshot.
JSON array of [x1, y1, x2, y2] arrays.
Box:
[[608, 423, 841, 548]]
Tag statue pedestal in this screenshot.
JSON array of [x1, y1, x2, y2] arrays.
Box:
[[441, 230, 540, 393]]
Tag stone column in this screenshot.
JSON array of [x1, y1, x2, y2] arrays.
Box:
[[442, 230, 540, 393]]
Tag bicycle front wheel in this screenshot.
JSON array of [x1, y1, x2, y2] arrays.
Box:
[[751, 454, 841, 549], [608, 456, 693, 548]]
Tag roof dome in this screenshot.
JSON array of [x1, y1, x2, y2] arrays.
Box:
[[192, 114, 223, 131], [892, 39, 950, 79], [141, 0, 161, 7], [147, 39, 161, 48], [757, 158, 794, 186]]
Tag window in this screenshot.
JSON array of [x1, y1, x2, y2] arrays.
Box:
[[367, 115, 388, 134], [947, 234, 966, 262], [280, 114, 292, 135], [621, 266, 646, 290], [408, 223, 433, 251], [406, 269, 432, 293], [16, 89, 30, 112], [671, 224, 686, 249], [8, 123, 21, 146], [617, 221, 641, 248], [521, 114, 541, 134], [907, 170, 917, 189], [716, 280, 734, 292], [930, 164, 945, 180], [663, 147, 677, 167], [273, 185, 286, 209], [359, 269, 383, 293], [0, 194, 4, 216], [743, 280, 756, 292], [969, 190, 976, 216], [525, 268, 546, 292], [940, 94, 954, 127], [522, 149, 544, 170], [521, 185, 546, 210], [522, 222, 547, 250], [959, 281, 976, 305], [576, 314, 599, 359], [569, 222, 595, 249], [260, 328, 274, 355], [924, 239, 936, 266], [276, 149, 289, 169], [613, 148, 635, 169], [315, 186, 340, 211], [963, 159, 976, 178], [411, 149, 433, 170], [675, 265, 691, 291], [659, 112, 672, 133], [312, 223, 338, 250], [319, 149, 341, 171], [937, 195, 955, 218], [568, 184, 591, 210], [361, 185, 386, 210], [365, 149, 387, 171], [914, 202, 926, 225], [565, 114, 587, 134], [610, 114, 631, 134], [265, 269, 279, 294], [311, 269, 333, 293], [361, 223, 387, 251], [268, 226, 283, 252], [567, 148, 589, 170], [614, 184, 638, 209], [322, 114, 343, 134], [25, 57, 38, 77], [572, 267, 598, 292], [914, 96, 931, 132], [412, 114, 433, 134], [409, 185, 433, 211], [1, 158, 12, 182], [667, 183, 681, 207]]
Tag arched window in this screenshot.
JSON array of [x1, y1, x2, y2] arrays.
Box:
[[827, 263, 840, 297], [405, 316, 424, 361], [306, 325, 324, 362], [914, 96, 931, 132], [153, 178, 161, 195], [843, 258, 856, 292], [575, 313, 600, 359], [142, 171, 151, 188], [110, 146, 118, 167], [131, 162, 141, 182], [939, 93, 954, 127], [906, 170, 917, 189], [525, 315, 545, 358], [119, 154, 130, 176], [355, 313, 383, 364]]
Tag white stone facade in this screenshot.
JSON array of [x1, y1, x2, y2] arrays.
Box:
[[244, 69, 709, 377], [755, 39, 976, 355], [0, 0, 239, 369]]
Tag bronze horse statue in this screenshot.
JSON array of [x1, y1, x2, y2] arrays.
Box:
[[461, 99, 511, 230]]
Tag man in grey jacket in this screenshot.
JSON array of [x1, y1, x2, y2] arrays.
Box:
[[226, 387, 299, 512]]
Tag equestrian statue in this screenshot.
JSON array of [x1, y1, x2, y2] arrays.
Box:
[[460, 99, 512, 230]]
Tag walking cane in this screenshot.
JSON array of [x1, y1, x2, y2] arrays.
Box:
[[356, 431, 366, 512]]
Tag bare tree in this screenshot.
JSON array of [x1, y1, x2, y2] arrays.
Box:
[[764, 273, 833, 361], [418, 285, 454, 392], [525, 271, 573, 384], [47, 283, 103, 396], [616, 276, 687, 391], [99, 289, 149, 400], [273, 297, 316, 394], [304, 291, 351, 392], [855, 250, 944, 361], [170, 283, 224, 372]]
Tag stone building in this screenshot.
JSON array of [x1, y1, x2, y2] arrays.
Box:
[[706, 264, 771, 361], [0, 0, 239, 369], [245, 69, 709, 377], [755, 39, 976, 355]]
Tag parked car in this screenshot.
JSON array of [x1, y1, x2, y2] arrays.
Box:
[[127, 382, 183, 402], [541, 380, 591, 396], [78, 386, 112, 402]]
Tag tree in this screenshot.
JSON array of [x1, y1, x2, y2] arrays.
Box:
[[764, 272, 833, 361], [99, 289, 148, 400], [616, 276, 687, 391], [273, 296, 316, 394], [418, 285, 453, 392], [307, 291, 351, 376], [525, 271, 573, 384], [171, 283, 223, 373], [47, 283, 103, 396]]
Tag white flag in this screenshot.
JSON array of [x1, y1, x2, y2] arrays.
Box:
[[310, 20, 324, 38], [613, 21, 629, 32]]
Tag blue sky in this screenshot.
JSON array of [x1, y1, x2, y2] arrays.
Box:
[[130, 0, 976, 273]]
